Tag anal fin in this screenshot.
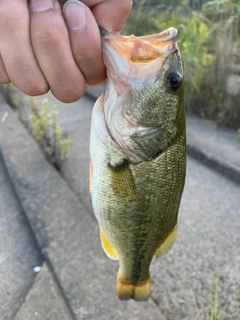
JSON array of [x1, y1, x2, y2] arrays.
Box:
[[100, 229, 118, 260], [155, 225, 178, 258]]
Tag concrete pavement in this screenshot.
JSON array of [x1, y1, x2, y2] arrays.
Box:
[[0, 86, 240, 319], [0, 149, 43, 320], [43, 87, 240, 319], [0, 93, 164, 320], [14, 263, 73, 320]]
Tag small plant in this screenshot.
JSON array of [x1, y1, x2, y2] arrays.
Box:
[[29, 97, 72, 169], [190, 275, 240, 320], [0, 83, 20, 109], [1, 83, 13, 97], [123, 0, 240, 130]]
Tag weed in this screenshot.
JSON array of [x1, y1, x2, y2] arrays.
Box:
[[123, 0, 240, 130], [0, 85, 72, 169], [0, 84, 20, 109], [29, 97, 72, 170], [190, 274, 240, 320]]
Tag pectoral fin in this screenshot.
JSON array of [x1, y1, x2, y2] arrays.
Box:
[[100, 229, 118, 260], [108, 160, 135, 199], [154, 225, 178, 258]]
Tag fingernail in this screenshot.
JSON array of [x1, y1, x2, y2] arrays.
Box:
[[30, 0, 53, 12], [63, 0, 86, 30]]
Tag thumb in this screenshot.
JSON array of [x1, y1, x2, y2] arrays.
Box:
[[92, 0, 132, 33]]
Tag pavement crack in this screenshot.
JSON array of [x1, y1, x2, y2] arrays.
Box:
[[0, 149, 45, 319], [42, 258, 77, 320], [149, 294, 168, 320], [12, 270, 43, 320], [0, 149, 75, 320]]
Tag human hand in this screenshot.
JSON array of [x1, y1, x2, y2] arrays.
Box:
[[0, 0, 132, 102]]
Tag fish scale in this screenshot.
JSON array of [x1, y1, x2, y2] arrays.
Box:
[[90, 27, 186, 301]]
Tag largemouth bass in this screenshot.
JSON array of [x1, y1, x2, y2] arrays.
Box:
[[90, 27, 186, 301]]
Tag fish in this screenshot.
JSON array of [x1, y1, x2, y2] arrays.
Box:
[[89, 27, 186, 301]]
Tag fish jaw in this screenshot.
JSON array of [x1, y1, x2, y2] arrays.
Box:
[[101, 27, 184, 163]]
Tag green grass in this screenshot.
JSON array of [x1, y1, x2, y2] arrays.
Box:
[[0, 85, 72, 169], [123, 0, 240, 130], [190, 274, 240, 320], [29, 97, 72, 170]]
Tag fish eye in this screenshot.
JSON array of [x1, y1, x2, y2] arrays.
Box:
[[165, 72, 182, 92]]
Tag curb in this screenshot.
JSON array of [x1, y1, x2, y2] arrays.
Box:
[[186, 114, 240, 184]]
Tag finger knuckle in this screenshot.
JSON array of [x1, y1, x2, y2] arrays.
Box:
[[17, 77, 49, 96], [33, 24, 66, 49], [54, 85, 85, 103], [0, 5, 27, 33]]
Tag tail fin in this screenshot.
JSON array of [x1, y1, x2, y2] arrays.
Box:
[[116, 272, 151, 301]]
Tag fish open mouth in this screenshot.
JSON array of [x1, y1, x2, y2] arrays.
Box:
[[100, 26, 178, 64]]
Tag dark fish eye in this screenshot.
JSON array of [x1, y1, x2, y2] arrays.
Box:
[[165, 72, 182, 92]]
